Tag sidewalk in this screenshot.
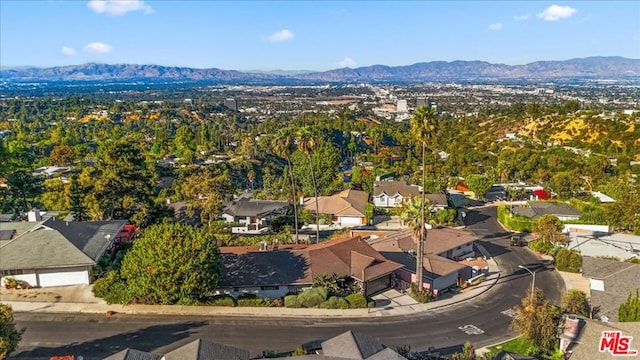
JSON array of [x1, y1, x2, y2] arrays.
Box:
[[1, 249, 500, 319]]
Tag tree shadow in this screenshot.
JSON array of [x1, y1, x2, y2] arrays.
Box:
[[475, 240, 512, 257], [11, 320, 208, 359]]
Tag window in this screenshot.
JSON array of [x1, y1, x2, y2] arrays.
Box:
[[260, 285, 280, 291], [1, 269, 23, 276], [233, 287, 239, 292]]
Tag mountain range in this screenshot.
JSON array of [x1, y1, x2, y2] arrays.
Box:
[[1, 57, 638, 83]]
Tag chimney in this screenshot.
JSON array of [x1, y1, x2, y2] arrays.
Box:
[[27, 208, 42, 222]]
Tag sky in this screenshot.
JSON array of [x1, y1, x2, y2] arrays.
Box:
[[1, 0, 639, 70]]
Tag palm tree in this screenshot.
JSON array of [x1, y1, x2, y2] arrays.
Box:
[[297, 126, 320, 242], [409, 105, 438, 288], [272, 128, 300, 243]]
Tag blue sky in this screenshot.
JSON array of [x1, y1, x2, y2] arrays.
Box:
[[1, 1, 639, 70]]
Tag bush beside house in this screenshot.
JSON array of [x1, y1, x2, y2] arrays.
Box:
[[554, 248, 582, 273], [497, 205, 533, 232]]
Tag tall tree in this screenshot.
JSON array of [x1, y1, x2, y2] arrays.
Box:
[[297, 126, 320, 242], [120, 223, 223, 305], [272, 128, 300, 243], [619, 288, 640, 322], [465, 174, 495, 201], [0, 304, 23, 360], [561, 290, 590, 317], [532, 214, 567, 244], [511, 288, 558, 354], [68, 174, 88, 221], [93, 140, 155, 220], [49, 144, 75, 166], [409, 105, 438, 288], [4, 171, 44, 214]]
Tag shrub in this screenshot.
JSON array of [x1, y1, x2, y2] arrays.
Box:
[[345, 293, 367, 308], [528, 239, 555, 255], [237, 293, 258, 300], [497, 205, 533, 232], [298, 287, 328, 308], [3, 277, 18, 289], [272, 298, 284, 307], [92, 270, 131, 304], [284, 294, 301, 308], [555, 248, 582, 273], [410, 282, 433, 303], [207, 294, 236, 307], [237, 298, 272, 307], [319, 296, 351, 309]]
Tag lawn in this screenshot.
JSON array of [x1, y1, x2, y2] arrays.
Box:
[[487, 337, 533, 354]]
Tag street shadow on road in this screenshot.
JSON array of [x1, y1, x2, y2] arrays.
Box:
[[475, 240, 512, 257], [497, 263, 556, 286], [11, 320, 208, 359]]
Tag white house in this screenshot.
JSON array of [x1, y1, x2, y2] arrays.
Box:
[[0, 211, 127, 288], [372, 180, 420, 208]]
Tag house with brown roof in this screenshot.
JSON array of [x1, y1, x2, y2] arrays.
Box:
[[216, 236, 403, 299], [303, 189, 369, 226], [367, 227, 478, 294]]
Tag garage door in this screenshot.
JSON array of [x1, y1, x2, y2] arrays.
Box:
[[366, 275, 390, 296], [339, 216, 363, 225], [37, 268, 89, 287]]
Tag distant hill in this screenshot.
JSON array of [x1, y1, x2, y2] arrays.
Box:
[[1, 57, 638, 83]]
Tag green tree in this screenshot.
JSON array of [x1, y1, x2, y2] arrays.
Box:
[[618, 288, 640, 322], [40, 179, 69, 210], [296, 126, 320, 242], [561, 290, 589, 317], [511, 288, 558, 354], [272, 128, 300, 243], [532, 214, 567, 244], [465, 174, 495, 201], [409, 105, 438, 287], [120, 223, 223, 305], [49, 144, 75, 166], [547, 171, 580, 199], [0, 304, 23, 360], [3, 171, 44, 214], [93, 141, 155, 220], [174, 125, 196, 158], [68, 174, 88, 221]]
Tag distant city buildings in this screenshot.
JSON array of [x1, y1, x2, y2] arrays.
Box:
[[224, 98, 238, 111]]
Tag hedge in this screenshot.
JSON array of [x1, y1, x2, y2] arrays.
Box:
[[298, 287, 328, 308], [284, 294, 301, 308], [528, 239, 555, 255], [207, 294, 236, 307], [345, 293, 367, 308], [237, 298, 272, 307], [497, 205, 533, 232], [319, 296, 351, 309]]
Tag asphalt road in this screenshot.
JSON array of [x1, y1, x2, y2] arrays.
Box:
[[11, 206, 565, 359]]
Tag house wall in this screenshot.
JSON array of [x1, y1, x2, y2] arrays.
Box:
[[373, 194, 403, 208], [338, 216, 366, 226], [433, 271, 459, 292], [557, 215, 581, 221], [221, 214, 235, 223]]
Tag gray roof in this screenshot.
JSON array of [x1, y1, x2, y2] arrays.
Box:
[[0, 218, 126, 270], [566, 319, 640, 360], [223, 197, 290, 217], [581, 256, 640, 321], [102, 348, 161, 360], [321, 331, 386, 359], [512, 201, 581, 219], [372, 180, 420, 197], [163, 339, 250, 360]]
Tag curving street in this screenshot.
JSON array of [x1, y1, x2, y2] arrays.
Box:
[[11, 206, 565, 359]]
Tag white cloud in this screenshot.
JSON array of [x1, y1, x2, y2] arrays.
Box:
[[338, 57, 357, 68], [513, 14, 531, 21], [488, 23, 503, 31], [537, 5, 577, 21], [60, 46, 77, 56], [87, 0, 153, 15], [267, 29, 295, 42], [84, 42, 113, 54]]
